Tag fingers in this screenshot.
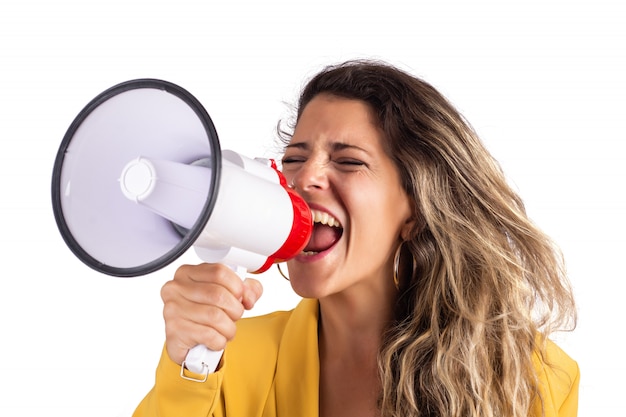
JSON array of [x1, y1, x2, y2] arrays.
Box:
[[160, 263, 263, 365]]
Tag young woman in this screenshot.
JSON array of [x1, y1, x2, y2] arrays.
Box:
[[134, 60, 579, 417]]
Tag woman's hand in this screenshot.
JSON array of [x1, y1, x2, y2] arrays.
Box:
[[160, 263, 263, 365]]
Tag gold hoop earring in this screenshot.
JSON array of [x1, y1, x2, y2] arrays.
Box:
[[393, 241, 416, 290], [277, 263, 290, 281]]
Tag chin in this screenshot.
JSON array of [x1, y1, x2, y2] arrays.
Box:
[[286, 249, 343, 296], [288, 269, 334, 299]]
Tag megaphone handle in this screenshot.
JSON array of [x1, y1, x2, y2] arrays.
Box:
[[181, 345, 223, 380], [180, 265, 248, 382]]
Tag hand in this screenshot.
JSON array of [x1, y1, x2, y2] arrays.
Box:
[[160, 263, 263, 365]]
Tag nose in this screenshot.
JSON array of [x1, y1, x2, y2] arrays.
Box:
[[290, 158, 329, 193]]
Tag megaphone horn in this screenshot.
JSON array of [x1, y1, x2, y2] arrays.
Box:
[[51, 79, 312, 378]]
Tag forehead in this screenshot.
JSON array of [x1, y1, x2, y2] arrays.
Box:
[[291, 94, 386, 151]]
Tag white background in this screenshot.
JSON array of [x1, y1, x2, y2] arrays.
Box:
[[1, 0, 623, 415]]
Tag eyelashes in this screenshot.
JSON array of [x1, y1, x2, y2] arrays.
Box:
[[281, 157, 367, 170], [336, 159, 365, 166]]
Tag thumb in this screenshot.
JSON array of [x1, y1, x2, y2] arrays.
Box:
[[241, 278, 263, 310]]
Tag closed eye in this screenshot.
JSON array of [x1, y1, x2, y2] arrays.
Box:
[[336, 158, 365, 166], [281, 156, 306, 165], [333, 158, 368, 172]]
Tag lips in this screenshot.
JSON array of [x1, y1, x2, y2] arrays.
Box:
[[302, 209, 343, 255]]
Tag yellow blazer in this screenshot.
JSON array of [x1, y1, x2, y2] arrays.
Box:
[[134, 298, 579, 416]]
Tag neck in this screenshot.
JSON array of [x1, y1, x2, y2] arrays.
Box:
[[317, 284, 396, 417], [318, 281, 396, 361]]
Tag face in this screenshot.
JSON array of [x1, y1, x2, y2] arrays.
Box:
[[281, 93, 415, 300]]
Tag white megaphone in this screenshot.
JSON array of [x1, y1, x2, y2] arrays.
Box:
[[51, 79, 312, 379]]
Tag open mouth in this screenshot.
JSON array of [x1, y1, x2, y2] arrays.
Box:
[[301, 209, 343, 256]]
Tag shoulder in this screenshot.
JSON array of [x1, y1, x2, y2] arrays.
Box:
[[532, 338, 580, 417], [220, 298, 318, 394], [236, 309, 294, 342], [236, 298, 318, 338], [226, 298, 318, 362]]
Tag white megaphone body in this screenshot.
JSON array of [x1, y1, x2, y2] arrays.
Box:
[[51, 79, 312, 379]]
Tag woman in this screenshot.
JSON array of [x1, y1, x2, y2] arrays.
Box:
[[133, 60, 579, 417]]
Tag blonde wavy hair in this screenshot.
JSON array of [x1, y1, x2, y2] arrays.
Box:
[[280, 59, 576, 417]]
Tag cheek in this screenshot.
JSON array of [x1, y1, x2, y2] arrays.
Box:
[[376, 193, 412, 242], [340, 172, 412, 244], [350, 192, 407, 244]]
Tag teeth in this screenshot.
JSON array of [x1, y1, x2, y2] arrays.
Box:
[[310, 209, 341, 228]]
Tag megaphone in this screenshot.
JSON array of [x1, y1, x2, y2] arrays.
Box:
[[51, 79, 312, 378]]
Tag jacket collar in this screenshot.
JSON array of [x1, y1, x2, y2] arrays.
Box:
[[275, 298, 320, 417]]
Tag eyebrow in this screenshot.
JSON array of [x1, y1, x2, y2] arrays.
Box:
[[285, 141, 370, 154]]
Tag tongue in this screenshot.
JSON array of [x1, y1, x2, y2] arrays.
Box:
[[303, 224, 340, 252]]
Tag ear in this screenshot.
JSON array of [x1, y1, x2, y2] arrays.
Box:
[[400, 214, 419, 241], [400, 198, 422, 241]]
